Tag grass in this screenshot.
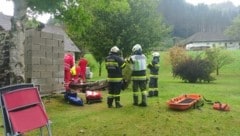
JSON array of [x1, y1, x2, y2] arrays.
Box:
[[1, 50, 240, 136]]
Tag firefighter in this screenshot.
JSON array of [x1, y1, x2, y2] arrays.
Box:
[[64, 53, 74, 91], [147, 52, 160, 97], [105, 46, 126, 108], [78, 55, 88, 82], [127, 44, 148, 107]]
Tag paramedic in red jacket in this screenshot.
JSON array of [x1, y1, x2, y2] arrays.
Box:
[[64, 53, 74, 90], [78, 55, 88, 82], [105, 46, 126, 108]]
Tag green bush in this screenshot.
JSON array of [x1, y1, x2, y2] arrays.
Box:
[[173, 57, 215, 83]]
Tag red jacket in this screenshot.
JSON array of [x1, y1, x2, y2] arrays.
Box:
[[78, 57, 88, 81], [64, 53, 74, 71]]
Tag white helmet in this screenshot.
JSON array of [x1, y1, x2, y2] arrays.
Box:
[[110, 46, 120, 53], [132, 44, 142, 52], [152, 52, 160, 57]]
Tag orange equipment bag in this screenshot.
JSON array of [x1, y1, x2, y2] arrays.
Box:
[[213, 102, 230, 111]]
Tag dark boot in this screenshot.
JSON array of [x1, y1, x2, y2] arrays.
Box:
[[139, 94, 147, 107], [148, 91, 154, 97], [154, 90, 159, 97], [115, 96, 123, 108], [107, 97, 114, 108], [133, 95, 138, 106]]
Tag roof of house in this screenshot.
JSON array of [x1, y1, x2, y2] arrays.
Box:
[[0, 12, 80, 52], [180, 32, 235, 45]]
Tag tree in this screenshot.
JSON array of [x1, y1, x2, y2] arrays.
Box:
[[83, 0, 130, 76], [169, 47, 215, 83], [82, 0, 171, 76], [225, 15, 240, 40], [118, 0, 171, 55], [205, 48, 234, 75], [159, 0, 239, 38], [173, 57, 215, 83]]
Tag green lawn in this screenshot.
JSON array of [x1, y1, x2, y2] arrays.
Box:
[[1, 50, 240, 136]]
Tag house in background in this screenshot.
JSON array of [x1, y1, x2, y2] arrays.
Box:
[[180, 32, 240, 50]]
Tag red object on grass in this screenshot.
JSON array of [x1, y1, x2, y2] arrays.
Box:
[[85, 90, 102, 104], [167, 94, 202, 110]]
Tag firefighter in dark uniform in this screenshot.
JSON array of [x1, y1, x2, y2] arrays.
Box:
[[105, 46, 126, 108], [147, 52, 160, 97], [127, 44, 148, 107]]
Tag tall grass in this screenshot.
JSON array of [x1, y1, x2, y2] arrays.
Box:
[[0, 51, 240, 136]]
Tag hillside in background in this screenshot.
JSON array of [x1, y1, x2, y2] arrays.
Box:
[[158, 0, 240, 39]]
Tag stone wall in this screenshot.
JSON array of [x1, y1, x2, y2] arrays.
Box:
[[25, 30, 65, 95]]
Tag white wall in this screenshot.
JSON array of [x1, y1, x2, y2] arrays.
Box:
[[186, 41, 240, 50]]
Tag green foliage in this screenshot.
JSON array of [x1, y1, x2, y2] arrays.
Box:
[[169, 47, 216, 83], [83, 0, 130, 64], [205, 48, 235, 75], [169, 47, 234, 82], [27, 0, 65, 14], [25, 18, 40, 29], [56, 0, 95, 37], [117, 0, 172, 56], [82, 53, 97, 72], [61, 0, 171, 65], [224, 15, 240, 40], [173, 57, 215, 83]]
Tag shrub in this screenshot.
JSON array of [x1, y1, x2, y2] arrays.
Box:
[[173, 57, 215, 83], [169, 46, 188, 69]]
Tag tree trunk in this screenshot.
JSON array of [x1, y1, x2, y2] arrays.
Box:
[[9, 0, 28, 84], [98, 62, 102, 77], [216, 67, 219, 76]]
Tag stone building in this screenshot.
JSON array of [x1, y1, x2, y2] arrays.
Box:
[[0, 12, 80, 94]]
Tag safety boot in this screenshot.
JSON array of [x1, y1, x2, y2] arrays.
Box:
[[115, 96, 123, 108], [133, 95, 139, 106], [154, 90, 159, 97], [139, 94, 147, 107], [148, 90, 154, 97], [107, 97, 114, 108]]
